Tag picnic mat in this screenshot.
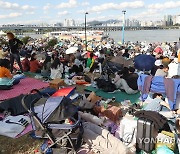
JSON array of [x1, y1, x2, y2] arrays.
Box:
[[0, 78, 49, 100], [24, 72, 39, 78], [85, 86, 140, 104]]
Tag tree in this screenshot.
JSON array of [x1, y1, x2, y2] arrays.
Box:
[[47, 38, 58, 48], [21, 36, 31, 45]]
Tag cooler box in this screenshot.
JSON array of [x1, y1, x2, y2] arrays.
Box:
[[49, 79, 64, 90], [93, 105, 122, 122]]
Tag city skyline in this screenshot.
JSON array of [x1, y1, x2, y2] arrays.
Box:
[[0, 0, 179, 25]]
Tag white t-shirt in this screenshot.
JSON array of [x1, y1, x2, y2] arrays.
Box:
[[168, 62, 179, 78], [155, 69, 167, 77], [50, 64, 63, 79]]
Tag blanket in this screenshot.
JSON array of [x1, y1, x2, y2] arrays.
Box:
[[85, 86, 140, 104], [0, 78, 49, 100]]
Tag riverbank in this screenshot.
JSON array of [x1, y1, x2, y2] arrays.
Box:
[[19, 29, 180, 43]]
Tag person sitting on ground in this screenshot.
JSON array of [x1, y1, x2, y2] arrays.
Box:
[[21, 54, 30, 72], [0, 45, 8, 60], [86, 53, 95, 72], [155, 65, 169, 77], [69, 54, 76, 67], [0, 59, 20, 86], [52, 50, 59, 60], [122, 49, 130, 59], [75, 49, 81, 60], [69, 58, 83, 75], [41, 55, 51, 78], [30, 53, 42, 73], [0, 59, 12, 79], [50, 58, 64, 79], [113, 67, 129, 84], [124, 67, 138, 91], [98, 50, 105, 64], [168, 58, 179, 78], [151, 59, 163, 76], [120, 67, 129, 79], [113, 67, 138, 94], [144, 93, 170, 112]]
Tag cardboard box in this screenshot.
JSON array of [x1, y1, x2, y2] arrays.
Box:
[[94, 105, 122, 122], [49, 78, 64, 90]]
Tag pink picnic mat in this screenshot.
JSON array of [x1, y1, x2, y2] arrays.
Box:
[[0, 78, 49, 100]]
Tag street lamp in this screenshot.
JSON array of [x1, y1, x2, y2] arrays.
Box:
[[85, 12, 88, 51], [122, 10, 126, 44]]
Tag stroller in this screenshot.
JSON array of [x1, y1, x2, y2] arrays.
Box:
[[22, 89, 83, 154]]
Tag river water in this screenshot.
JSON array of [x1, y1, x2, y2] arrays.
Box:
[[23, 29, 180, 43], [108, 29, 180, 43]]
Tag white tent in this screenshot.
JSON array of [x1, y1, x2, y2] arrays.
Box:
[[0, 31, 6, 36]]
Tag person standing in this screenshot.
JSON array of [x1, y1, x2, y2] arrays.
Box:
[[7, 32, 23, 73]]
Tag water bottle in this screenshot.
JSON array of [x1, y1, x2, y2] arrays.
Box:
[[104, 99, 111, 109], [40, 140, 53, 154]]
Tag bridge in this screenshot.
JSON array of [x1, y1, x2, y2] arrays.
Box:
[[0, 25, 167, 35]]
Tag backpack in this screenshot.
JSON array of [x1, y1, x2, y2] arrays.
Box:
[[96, 78, 116, 92], [0, 78, 14, 90]]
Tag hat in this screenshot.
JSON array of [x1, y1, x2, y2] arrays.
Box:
[[155, 59, 162, 66], [162, 57, 170, 65]]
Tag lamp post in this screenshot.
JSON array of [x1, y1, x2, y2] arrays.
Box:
[[122, 10, 126, 44], [85, 12, 88, 51]]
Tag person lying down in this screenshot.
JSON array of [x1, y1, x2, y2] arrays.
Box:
[[143, 93, 170, 112]]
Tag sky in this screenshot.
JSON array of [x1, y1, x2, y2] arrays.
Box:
[[0, 0, 179, 25]]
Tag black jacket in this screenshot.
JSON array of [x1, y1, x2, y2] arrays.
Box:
[[124, 73, 138, 90], [9, 38, 23, 54]]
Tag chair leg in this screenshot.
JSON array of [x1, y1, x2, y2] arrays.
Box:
[[66, 133, 76, 153]]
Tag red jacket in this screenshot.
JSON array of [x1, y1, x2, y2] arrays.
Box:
[[30, 60, 41, 73]]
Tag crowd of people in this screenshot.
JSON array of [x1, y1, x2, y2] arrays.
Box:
[[0, 32, 180, 90], [1, 31, 180, 153]]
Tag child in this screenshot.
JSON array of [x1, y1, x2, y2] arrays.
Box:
[[21, 54, 30, 72], [0, 59, 20, 87], [144, 93, 170, 112], [0, 59, 12, 78]]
